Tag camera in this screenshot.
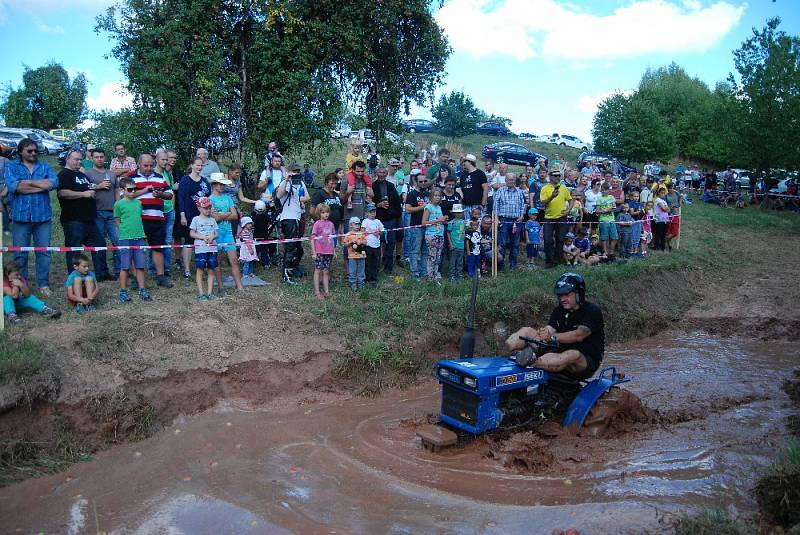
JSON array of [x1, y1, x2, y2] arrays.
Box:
[[290, 175, 302, 187]]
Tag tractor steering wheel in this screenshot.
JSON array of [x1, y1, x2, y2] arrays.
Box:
[[512, 335, 561, 367]]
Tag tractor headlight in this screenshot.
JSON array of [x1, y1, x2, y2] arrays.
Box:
[[438, 368, 451, 379], [463, 376, 477, 388]]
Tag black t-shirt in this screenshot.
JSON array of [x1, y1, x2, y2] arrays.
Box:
[[372, 179, 401, 221], [458, 169, 487, 206], [57, 168, 96, 222], [548, 301, 605, 363], [440, 191, 463, 221], [311, 189, 343, 226], [406, 188, 430, 226]]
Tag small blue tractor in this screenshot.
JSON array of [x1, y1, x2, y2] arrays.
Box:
[[417, 273, 630, 450]]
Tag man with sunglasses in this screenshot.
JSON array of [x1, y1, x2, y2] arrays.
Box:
[[4, 138, 58, 296]]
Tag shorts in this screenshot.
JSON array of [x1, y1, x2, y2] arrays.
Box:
[[143, 219, 166, 247], [314, 253, 333, 271], [598, 221, 619, 241], [217, 226, 236, 252], [195, 252, 218, 270], [67, 278, 88, 306], [668, 215, 680, 235], [571, 351, 601, 381], [119, 239, 146, 270], [526, 243, 539, 258]]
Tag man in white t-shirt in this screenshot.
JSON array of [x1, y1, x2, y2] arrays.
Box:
[[275, 162, 310, 284]]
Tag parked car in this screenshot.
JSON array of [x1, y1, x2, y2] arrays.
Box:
[[352, 129, 415, 153], [546, 133, 591, 151], [330, 124, 351, 139], [402, 119, 434, 133], [49, 129, 79, 144], [517, 132, 537, 141], [0, 137, 18, 157], [33, 129, 70, 154], [576, 151, 637, 176], [482, 142, 548, 167], [0, 129, 46, 154], [476, 121, 514, 137]]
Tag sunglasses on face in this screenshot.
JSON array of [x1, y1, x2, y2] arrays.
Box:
[[125, 187, 136, 192]]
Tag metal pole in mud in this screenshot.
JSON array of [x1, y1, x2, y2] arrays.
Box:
[[491, 211, 497, 278]]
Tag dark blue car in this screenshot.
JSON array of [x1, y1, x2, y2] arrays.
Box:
[[482, 142, 548, 167], [403, 119, 434, 133], [476, 121, 514, 137]]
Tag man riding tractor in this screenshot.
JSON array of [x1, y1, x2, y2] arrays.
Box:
[[506, 272, 604, 381]]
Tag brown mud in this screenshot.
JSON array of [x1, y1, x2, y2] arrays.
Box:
[[0, 333, 797, 534]]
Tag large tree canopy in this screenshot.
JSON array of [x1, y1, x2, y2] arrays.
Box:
[[592, 19, 800, 171], [96, 0, 449, 161], [0, 63, 87, 130]]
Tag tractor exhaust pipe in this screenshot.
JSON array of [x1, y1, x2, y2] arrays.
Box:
[[459, 270, 479, 359]]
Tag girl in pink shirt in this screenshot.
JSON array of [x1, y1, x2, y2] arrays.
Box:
[[311, 203, 337, 299]]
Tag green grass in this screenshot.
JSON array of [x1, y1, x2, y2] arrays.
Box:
[[674, 508, 757, 535], [0, 334, 46, 383], [0, 414, 93, 487], [755, 438, 800, 527]]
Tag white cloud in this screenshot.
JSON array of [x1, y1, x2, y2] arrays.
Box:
[[37, 21, 64, 34], [437, 0, 746, 60], [0, 0, 114, 23], [86, 81, 133, 112], [576, 89, 634, 113]]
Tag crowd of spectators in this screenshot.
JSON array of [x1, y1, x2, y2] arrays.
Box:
[[1, 137, 691, 323]]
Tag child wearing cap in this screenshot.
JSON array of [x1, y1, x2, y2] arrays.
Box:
[[311, 203, 336, 299], [238, 216, 258, 277], [114, 177, 151, 302], [524, 208, 541, 269], [562, 232, 580, 265], [447, 204, 466, 280], [209, 173, 244, 292], [362, 203, 385, 287], [342, 216, 367, 291], [189, 197, 219, 300]]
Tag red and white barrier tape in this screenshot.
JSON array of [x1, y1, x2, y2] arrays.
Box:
[[0, 214, 677, 254]]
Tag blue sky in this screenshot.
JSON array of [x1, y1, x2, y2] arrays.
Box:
[[0, 0, 798, 141]]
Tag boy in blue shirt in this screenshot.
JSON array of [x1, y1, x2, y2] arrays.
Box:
[[66, 254, 99, 314], [524, 208, 541, 269], [447, 204, 466, 280]]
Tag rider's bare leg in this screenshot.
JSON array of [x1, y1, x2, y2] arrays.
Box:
[[535, 350, 589, 375], [506, 327, 539, 352]]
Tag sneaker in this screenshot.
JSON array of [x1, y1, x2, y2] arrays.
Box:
[[183, 271, 191, 279], [323, 291, 331, 299], [41, 306, 61, 319], [350, 283, 358, 291], [282, 269, 297, 285], [6, 314, 21, 325], [119, 289, 132, 303], [138, 288, 152, 301], [197, 294, 209, 301], [75, 304, 87, 315], [314, 291, 325, 301], [156, 275, 174, 288], [86, 304, 97, 312], [38, 287, 52, 297]]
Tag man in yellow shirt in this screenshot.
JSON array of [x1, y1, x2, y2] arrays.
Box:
[[540, 166, 572, 268]]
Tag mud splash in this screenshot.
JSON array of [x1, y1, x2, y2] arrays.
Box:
[[0, 333, 797, 535]]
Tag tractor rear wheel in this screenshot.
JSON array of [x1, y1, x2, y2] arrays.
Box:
[[581, 388, 649, 437]]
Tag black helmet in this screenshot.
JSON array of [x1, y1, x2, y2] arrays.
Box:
[[554, 272, 586, 304]]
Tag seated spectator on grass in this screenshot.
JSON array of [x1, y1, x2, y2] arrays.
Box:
[[3, 260, 61, 325], [562, 232, 580, 265], [66, 254, 99, 314]]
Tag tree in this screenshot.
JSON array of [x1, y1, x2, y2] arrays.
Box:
[[82, 109, 171, 161], [0, 63, 87, 129], [96, 0, 449, 163], [592, 93, 629, 157], [432, 91, 483, 138], [731, 17, 800, 176]]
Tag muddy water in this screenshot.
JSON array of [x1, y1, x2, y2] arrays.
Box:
[[1, 333, 797, 535]]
